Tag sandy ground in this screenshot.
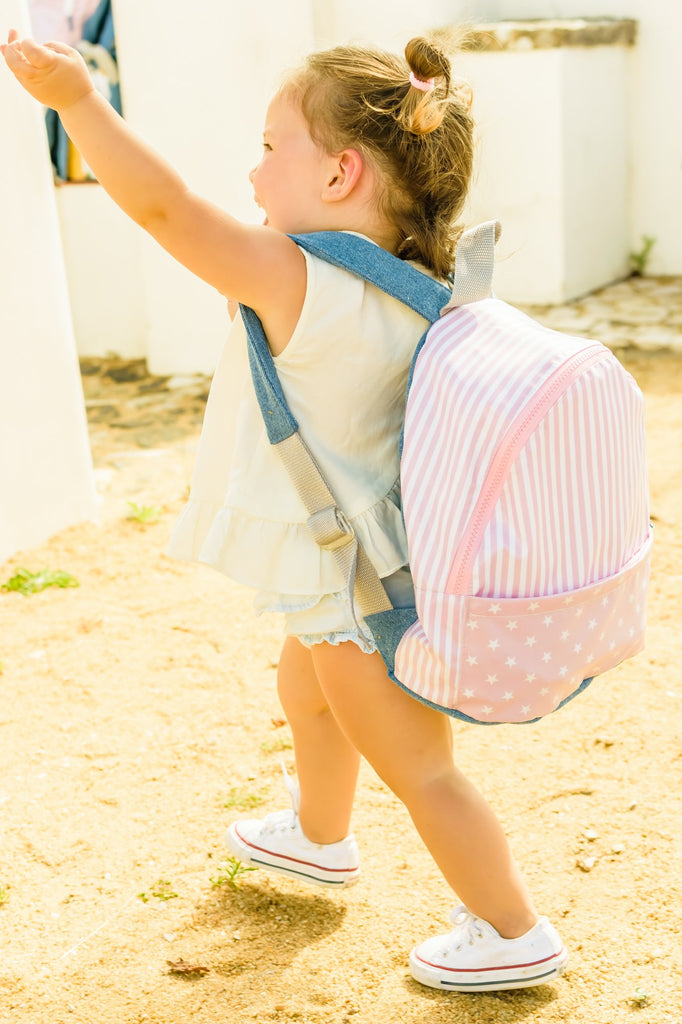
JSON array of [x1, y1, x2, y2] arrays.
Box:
[[0, 345, 680, 1024]]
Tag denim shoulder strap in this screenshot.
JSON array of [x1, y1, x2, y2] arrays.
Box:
[[289, 231, 450, 322]]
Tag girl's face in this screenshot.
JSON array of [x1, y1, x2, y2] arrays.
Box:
[[249, 91, 331, 234]]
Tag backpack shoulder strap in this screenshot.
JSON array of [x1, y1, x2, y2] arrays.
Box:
[[291, 222, 500, 316], [289, 231, 450, 322]]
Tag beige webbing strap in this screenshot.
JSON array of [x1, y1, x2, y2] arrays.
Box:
[[275, 433, 393, 619], [442, 220, 501, 313]]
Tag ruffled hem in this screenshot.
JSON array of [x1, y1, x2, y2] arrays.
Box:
[[254, 589, 377, 655], [166, 480, 408, 596], [297, 629, 376, 655]]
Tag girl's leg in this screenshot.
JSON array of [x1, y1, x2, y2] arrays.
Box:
[[310, 640, 537, 940], [277, 636, 361, 844]]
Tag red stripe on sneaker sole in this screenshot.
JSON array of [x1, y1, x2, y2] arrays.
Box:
[[232, 824, 358, 876], [414, 947, 566, 975]]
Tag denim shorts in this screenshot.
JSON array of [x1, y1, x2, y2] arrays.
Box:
[[255, 565, 414, 654]]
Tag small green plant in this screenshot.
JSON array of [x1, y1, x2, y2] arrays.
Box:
[[223, 785, 268, 811], [0, 884, 10, 906], [138, 879, 178, 903], [126, 502, 164, 525], [260, 735, 293, 754], [630, 987, 650, 1008], [2, 568, 79, 596], [210, 856, 256, 890], [629, 235, 656, 276]]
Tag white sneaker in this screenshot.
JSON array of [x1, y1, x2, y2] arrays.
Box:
[[225, 769, 360, 889], [410, 905, 568, 992]]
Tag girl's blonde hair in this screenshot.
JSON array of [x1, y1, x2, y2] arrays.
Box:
[[286, 36, 474, 279]]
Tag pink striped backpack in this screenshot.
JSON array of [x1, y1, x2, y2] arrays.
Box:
[[244, 222, 652, 724]]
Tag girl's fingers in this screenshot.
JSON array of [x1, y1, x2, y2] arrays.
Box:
[[2, 41, 30, 70], [44, 40, 77, 56], [7, 28, 19, 43], [19, 37, 59, 68]]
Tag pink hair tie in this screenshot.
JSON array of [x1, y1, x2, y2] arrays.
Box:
[[409, 71, 435, 93]]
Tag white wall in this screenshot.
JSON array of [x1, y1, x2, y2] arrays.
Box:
[[458, 43, 630, 303], [492, 0, 682, 277], [56, 183, 146, 358], [109, 0, 316, 375], [313, 0, 460, 50], [0, 0, 97, 565]]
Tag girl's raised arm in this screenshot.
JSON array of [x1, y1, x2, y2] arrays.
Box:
[[1, 32, 305, 331]]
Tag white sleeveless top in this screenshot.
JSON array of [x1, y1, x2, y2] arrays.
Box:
[[167, 243, 432, 597]]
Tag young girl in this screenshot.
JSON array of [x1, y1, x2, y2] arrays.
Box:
[[2, 29, 568, 992]]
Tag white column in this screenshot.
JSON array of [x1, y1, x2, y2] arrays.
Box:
[[110, 0, 316, 375], [493, 0, 682, 275], [458, 42, 631, 304], [0, 0, 96, 565]]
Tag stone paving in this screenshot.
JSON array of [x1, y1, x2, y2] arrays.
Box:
[[525, 275, 682, 353], [80, 273, 682, 457]]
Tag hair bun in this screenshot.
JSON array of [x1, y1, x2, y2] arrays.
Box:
[[405, 37, 451, 93]]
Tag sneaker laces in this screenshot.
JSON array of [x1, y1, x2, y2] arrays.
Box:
[[446, 905, 486, 952], [257, 762, 301, 837], [280, 760, 300, 816]]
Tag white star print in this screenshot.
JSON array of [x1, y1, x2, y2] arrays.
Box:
[[525, 673, 536, 683], [506, 620, 518, 631], [485, 674, 498, 685], [528, 601, 540, 611], [609, 640, 616, 650], [560, 630, 570, 641], [588, 619, 597, 630], [503, 691, 514, 701], [489, 603, 501, 614], [524, 635, 537, 647], [563, 595, 574, 605], [463, 688, 475, 698], [466, 620, 479, 630], [573, 643, 583, 654], [558, 666, 568, 677], [466, 655, 478, 666], [521, 705, 531, 715], [574, 607, 584, 617], [601, 596, 609, 607], [481, 705, 493, 716], [541, 652, 552, 663], [543, 615, 553, 626], [540, 687, 550, 696], [488, 639, 500, 651], [505, 657, 517, 668]]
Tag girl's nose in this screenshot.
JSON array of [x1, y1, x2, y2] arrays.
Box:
[[248, 164, 257, 184]]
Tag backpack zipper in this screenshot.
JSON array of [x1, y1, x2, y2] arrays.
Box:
[[445, 343, 609, 595]]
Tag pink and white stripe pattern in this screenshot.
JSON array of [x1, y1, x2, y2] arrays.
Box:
[[395, 299, 651, 723]]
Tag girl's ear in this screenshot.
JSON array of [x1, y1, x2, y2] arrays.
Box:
[[323, 148, 364, 202]]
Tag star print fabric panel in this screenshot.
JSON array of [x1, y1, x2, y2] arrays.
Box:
[[395, 539, 650, 723]]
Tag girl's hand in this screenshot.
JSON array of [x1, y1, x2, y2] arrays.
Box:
[[1, 29, 93, 111]]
